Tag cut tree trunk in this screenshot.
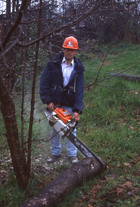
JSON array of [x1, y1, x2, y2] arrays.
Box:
[[109, 73, 140, 82], [20, 157, 106, 207]]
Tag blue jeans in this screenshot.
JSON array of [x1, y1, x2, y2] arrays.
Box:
[[50, 106, 77, 157]]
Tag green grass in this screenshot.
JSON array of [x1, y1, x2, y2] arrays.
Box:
[[58, 43, 140, 207], [0, 43, 140, 207]]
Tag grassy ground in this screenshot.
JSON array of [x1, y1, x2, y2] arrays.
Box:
[[0, 43, 140, 207], [58, 43, 140, 207]]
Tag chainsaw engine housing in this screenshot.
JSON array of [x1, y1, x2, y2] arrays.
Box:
[[45, 108, 75, 137]]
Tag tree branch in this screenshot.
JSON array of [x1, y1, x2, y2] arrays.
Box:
[[17, 0, 108, 47], [2, 0, 30, 48], [1, 38, 19, 56]]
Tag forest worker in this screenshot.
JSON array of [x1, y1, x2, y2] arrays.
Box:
[[40, 36, 84, 164]]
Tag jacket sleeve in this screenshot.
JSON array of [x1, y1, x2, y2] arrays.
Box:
[[40, 63, 53, 104], [73, 71, 84, 113]]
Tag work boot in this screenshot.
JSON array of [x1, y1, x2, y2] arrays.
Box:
[[69, 156, 78, 164], [47, 155, 61, 164]]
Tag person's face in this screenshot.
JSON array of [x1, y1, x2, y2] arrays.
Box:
[[62, 48, 77, 62]]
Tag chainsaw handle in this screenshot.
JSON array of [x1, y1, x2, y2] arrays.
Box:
[[70, 119, 78, 130], [74, 121, 78, 129]]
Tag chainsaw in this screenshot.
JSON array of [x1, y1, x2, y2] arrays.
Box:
[[45, 107, 106, 170]]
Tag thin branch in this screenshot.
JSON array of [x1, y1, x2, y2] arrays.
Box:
[[1, 38, 19, 56], [27, 0, 42, 179], [84, 61, 140, 90], [2, 0, 30, 48], [17, 0, 108, 47], [93, 54, 107, 85]]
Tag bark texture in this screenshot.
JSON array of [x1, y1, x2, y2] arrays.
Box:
[[20, 157, 105, 207], [0, 70, 28, 190]]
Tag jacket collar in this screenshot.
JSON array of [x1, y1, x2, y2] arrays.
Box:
[[53, 52, 84, 72], [62, 57, 74, 66]]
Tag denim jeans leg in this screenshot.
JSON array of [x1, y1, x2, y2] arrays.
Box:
[[63, 106, 78, 157], [50, 127, 61, 156], [65, 128, 77, 157]]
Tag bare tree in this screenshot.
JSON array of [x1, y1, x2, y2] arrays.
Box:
[[0, 0, 108, 190]]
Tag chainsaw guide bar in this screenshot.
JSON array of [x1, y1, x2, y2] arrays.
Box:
[[44, 108, 106, 170]]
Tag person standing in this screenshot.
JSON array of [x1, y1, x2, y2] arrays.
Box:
[[40, 36, 84, 164]]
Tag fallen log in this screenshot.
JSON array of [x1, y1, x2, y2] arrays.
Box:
[[20, 157, 106, 207], [109, 73, 140, 82]]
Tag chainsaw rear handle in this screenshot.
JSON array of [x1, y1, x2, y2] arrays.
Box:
[[70, 118, 78, 128]]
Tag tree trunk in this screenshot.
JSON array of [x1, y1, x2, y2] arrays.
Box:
[[20, 157, 105, 207], [109, 73, 140, 82], [0, 70, 29, 190], [6, 0, 11, 19], [26, 0, 42, 179]]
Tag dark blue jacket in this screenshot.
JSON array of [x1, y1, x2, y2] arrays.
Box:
[[40, 52, 84, 113]]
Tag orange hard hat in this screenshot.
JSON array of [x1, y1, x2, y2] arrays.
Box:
[[62, 36, 79, 50]]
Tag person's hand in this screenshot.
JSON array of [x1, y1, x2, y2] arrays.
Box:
[[47, 103, 55, 111], [73, 112, 80, 122]]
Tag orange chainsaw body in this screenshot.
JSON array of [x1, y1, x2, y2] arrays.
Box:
[[54, 108, 72, 124]]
